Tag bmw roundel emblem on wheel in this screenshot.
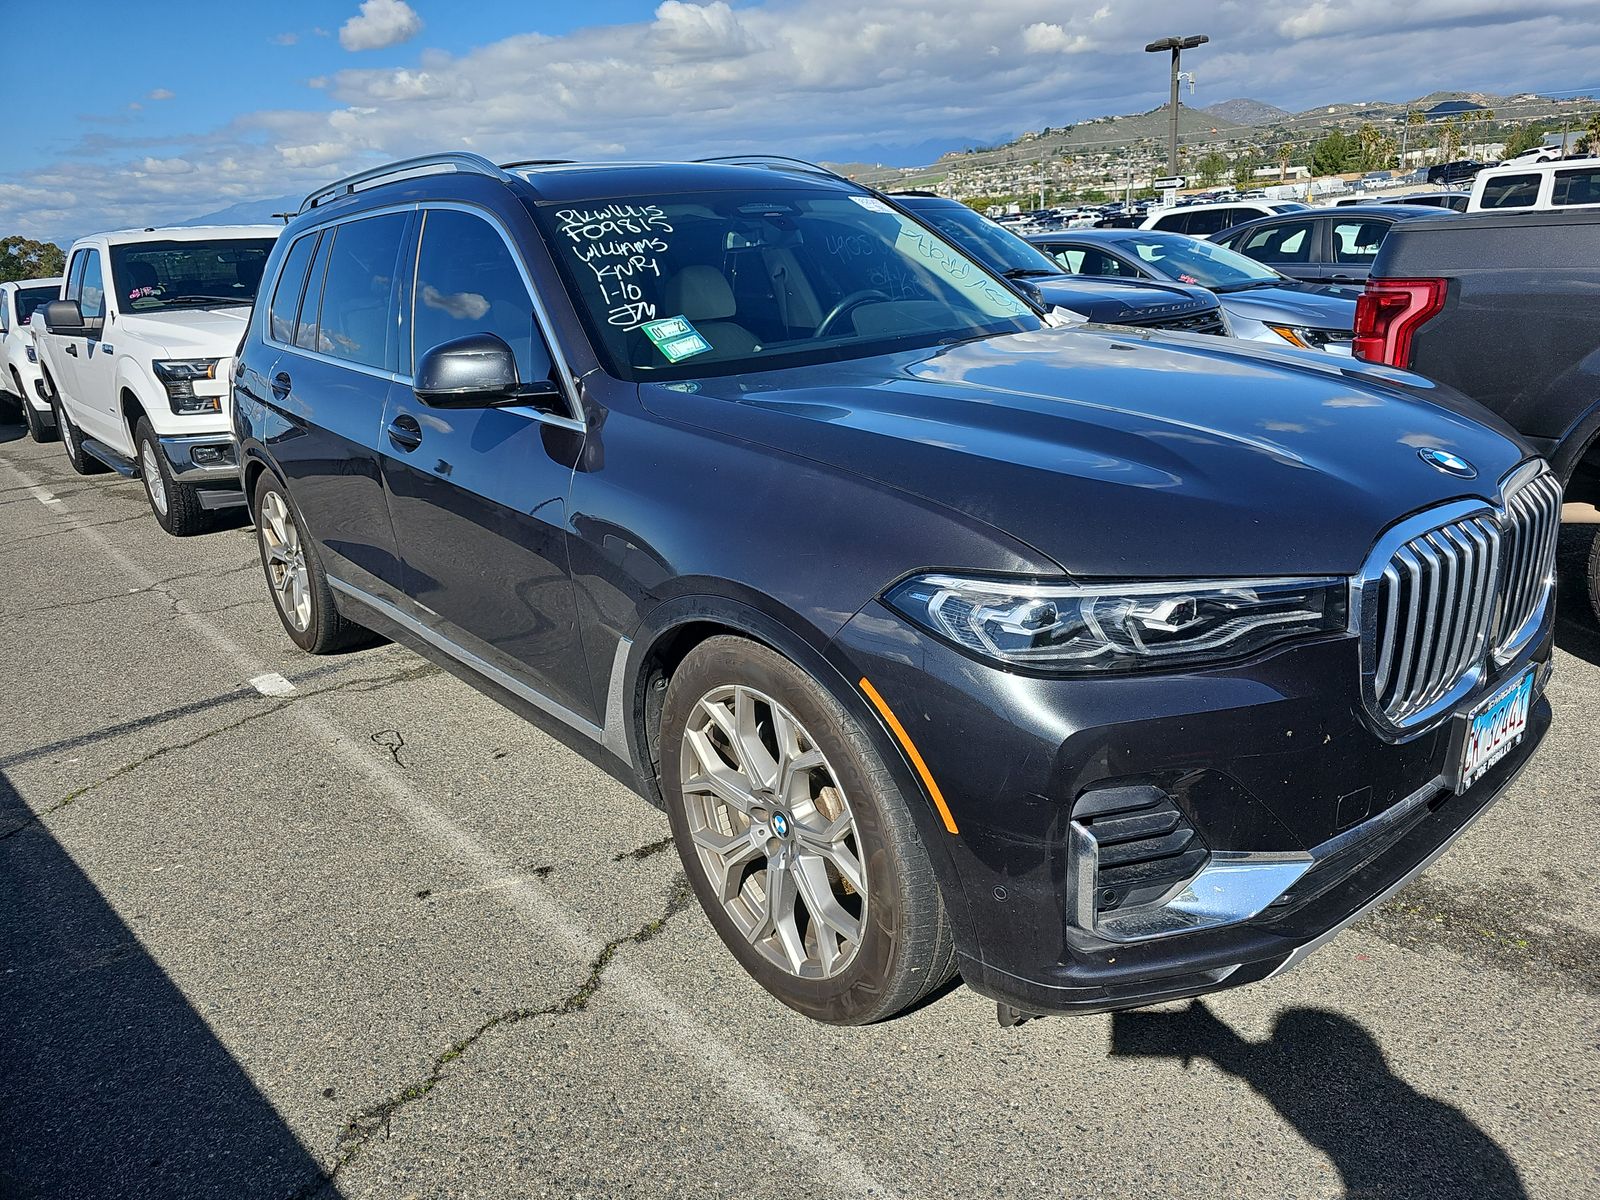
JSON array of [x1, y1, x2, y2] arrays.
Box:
[[1417, 447, 1477, 478]]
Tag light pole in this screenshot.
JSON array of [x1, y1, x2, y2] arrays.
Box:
[[1145, 34, 1208, 177]]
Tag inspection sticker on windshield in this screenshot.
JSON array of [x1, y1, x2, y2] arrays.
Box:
[[641, 315, 711, 363], [849, 195, 894, 214]]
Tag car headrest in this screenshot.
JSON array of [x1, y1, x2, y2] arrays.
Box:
[[126, 261, 159, 289], [665, 265, 736, 321]]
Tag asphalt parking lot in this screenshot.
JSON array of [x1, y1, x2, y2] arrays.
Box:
[[2, 416, 1597, 1200]]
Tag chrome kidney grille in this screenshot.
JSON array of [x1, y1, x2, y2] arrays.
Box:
[[1362, 465, 1560, 736]]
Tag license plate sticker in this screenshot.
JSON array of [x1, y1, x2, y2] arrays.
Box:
[[1457, 669, 1535, 792]]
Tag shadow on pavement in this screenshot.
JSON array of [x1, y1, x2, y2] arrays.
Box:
[[0, 768, 338, 1200], [1554, 526, 1600, 669], [1110, 1000, 1527, 1199]]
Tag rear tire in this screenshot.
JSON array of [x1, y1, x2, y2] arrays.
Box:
[[251, 469, 369, 654], [661, 635, 957, 1025], [54, 395, 107, 475], [135, 418, 209, 536], [1587, 526, 1600, 627]]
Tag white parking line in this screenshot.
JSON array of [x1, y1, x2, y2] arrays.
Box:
[[248, 672, 296, 697], [28, 486, 61, 506], [0, 454, 899, 1199]]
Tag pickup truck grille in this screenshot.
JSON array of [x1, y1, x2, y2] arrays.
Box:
[[1364, 467, 1559, 734]]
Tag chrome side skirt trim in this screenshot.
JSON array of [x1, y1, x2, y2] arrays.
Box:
[[328, 577, 608, 745]]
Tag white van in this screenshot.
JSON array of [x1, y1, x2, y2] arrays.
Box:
[[1467, 157, 1600, 213]]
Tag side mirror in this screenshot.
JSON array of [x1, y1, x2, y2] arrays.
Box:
[[42, 299, 88, 336], [413, 332, 561, 410]]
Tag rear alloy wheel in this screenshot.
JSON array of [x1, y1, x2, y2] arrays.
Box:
[[135, 419, 209, 536], [252, 471, 369, 654], [662, 635, 957, 1024]]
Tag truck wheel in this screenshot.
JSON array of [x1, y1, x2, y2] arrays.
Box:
[[17, 370, 56, 443], [252, 470, 369, 654], [660, 635, 958, 1024], [1588, 528, 1600, 627], [134, 419, 209, 536], [54, 397, 108, 475]]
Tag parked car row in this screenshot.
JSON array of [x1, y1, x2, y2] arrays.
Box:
[[6, 151, 1581, 1030]]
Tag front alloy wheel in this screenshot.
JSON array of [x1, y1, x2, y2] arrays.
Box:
[[680, 684, 867, 979]]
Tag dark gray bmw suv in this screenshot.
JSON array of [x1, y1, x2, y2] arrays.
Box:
[[233, 153, 1557, 1025]]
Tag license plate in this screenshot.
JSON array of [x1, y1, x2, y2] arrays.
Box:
[[1457, 668, 1535, 792]]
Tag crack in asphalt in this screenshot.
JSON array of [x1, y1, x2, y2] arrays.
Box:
[[0, 662, 444, 842], [0, 560, 259, 622], [294, 874, 695, 1196], [1365, 876, 1600, 994], [0, 510, 149, 549]]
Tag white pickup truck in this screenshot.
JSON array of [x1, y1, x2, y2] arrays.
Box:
[[0, 276, 63, 442], [33, 225, 280, 534]]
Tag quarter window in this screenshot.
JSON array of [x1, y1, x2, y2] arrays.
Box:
[[412, 208, 550, 382], [1479, 173, 1540, 209], [1151, 211, 1190, 234], [268, 232, 319, 345], [303, 213, 406, 369]]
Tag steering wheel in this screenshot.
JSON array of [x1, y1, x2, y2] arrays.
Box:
[[815, 289, 890, 338]]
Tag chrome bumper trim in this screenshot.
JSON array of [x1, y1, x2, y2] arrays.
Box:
[[158, 433, 239, 481]]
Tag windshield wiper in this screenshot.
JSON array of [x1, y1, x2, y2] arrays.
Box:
[[1212, 279, 1281, 293], [159, 295, 249, 307], [1002, 267, 1060, 279]]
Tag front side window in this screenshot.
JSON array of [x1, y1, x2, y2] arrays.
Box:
[[531, 188, 1036, 382], [413, 208, 550, 381], [901, 201, 1062, 277], [304, 214, 407, 369], [1479, 173, 1540, 209], [110, 238, 277, 312], [65, 250, 88, 303], [268, 232, 319, 345], [79, 251, 105, 322], [1332, 219, 1389, 263]]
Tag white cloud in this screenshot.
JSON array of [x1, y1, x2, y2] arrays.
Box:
[[1021, 22, 1091, 54], [652, 2, 760, 58], [137, 157, 195, 175], [147, 88, 175, 101], [279, 142, 350, 169], [339, 0, 423, 52], [273, 32, 300, 46]]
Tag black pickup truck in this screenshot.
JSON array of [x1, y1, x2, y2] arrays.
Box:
[[1359, 208, 1600, 621]]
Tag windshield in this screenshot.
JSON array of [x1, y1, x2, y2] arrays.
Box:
[[110, 238, 277, 312], [15, 286, 58, 324], [533, 189, 1038, 381], [1110, 232, 1282, 289], [899, 201, 1064, 277]]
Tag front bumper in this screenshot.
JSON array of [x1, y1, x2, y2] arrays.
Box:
[[831, 601, 1552, 1016], [157, 433, 240, 483]]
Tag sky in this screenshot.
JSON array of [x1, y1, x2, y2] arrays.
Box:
[[4, 0, 1600, 243]]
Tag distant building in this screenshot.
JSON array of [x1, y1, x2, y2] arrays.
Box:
[[1423, 100, 1487, 121]]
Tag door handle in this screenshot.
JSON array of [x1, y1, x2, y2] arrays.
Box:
[[65, 343, 78, 357], [386, 413, 423, 452], [1330, 273, 1355, 282], [271, 371, 291, 400]]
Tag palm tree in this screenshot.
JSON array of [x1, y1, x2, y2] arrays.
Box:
[[1582, 112, 1600, 157], [1277, 141, 1296, 182]]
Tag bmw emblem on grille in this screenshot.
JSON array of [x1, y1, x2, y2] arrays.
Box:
[[771, 812, 790, 837], [1417, 448, 1476, 478]]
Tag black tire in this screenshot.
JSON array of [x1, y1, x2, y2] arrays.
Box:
[[1587, 525, 1600, 627], [17, 370, 56, 443], [661, 635, 957, 1025], [251, 469, 369, 654], [53, 393, 108, 475], [134, 418, 210, 536]]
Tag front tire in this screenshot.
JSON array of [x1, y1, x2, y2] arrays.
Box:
[[661, 635, 957, 1024], [1587, 526, 1600, 626], [252, 470, 368, 654], [135, 418, 209, 536]]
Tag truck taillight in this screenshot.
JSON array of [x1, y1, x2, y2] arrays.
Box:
[[1353, 278, 1446, 368]]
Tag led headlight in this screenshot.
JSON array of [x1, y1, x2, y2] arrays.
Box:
[[153, 358, 222, 414], [884, 573, 1349, 673]]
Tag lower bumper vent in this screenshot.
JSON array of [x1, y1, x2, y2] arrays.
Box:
[[1071, 785, 1209, 912]]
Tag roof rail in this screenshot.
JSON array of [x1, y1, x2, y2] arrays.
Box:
[[499, 159, 576, 171], [298, 152, 511, 214], [692, 155, 855, 184]]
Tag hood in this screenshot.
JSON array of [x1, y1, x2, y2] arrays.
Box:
[[639, 327, 1531, 579], [116, 306, 251, 357], [1214, 283, 1357, 330], [1031, 275, 1217, 323]]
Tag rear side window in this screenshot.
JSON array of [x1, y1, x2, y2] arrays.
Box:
[[1331, 219, 1389, 263], [1552, 167, 1600, 207], [268, 232, 319, 345], [1183, 208, 1243, 236], [412, 208, 550, 382], [302, 214, 406, 369], [16, 286, 57, 326], [1151, 211, 1189, 233], [1479, 173, 1540, 209]]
